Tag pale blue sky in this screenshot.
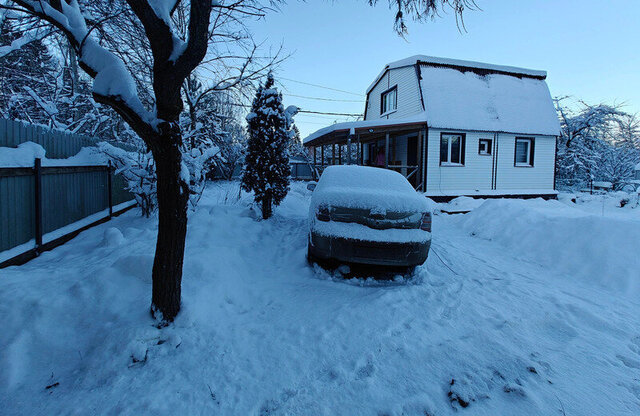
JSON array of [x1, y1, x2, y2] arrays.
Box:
[[250, 0, 640, 138]]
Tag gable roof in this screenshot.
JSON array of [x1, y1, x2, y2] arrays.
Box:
[[366, 55, 547, 95], [304, 55, 560, 144]]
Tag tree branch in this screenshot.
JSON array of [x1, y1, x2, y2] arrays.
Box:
[[10, 0, 157, 142]]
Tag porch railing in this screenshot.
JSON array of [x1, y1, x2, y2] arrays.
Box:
[[308, 163, 423, 190], [387, 164, 419, 181]]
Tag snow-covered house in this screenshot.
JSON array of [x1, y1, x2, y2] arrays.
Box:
[[303, 55, 561, 200]]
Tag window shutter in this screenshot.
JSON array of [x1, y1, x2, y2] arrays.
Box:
[[460, 135, 466, 165], [530, 138, 535, 166]]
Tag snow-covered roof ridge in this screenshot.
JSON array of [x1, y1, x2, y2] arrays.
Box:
[[367, 55, 547, 94]]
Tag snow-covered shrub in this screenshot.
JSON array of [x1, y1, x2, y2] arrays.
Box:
[[180, 136, 219, 209], [98, 142, 157, 217]]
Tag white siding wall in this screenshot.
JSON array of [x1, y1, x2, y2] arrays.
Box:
[[495, 134, 556, 190], [425, 129, 493, 192], [425, 129, 556, 193], [365, 66, 423, 121]]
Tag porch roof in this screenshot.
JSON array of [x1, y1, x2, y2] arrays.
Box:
[[303, 114, 427, 147]]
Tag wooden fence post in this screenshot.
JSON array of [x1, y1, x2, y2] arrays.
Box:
[[107, 161, 113, 218], [34, 158, 43, 252]]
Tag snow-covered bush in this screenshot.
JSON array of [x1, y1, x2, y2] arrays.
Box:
[[98, 142, 157, 217], [180, 136, 219, 209]]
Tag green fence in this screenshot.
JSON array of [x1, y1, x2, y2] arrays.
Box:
[[0, 119, 135, 266]]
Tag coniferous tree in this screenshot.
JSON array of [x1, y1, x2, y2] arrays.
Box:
[[242, 73, 291, 219], [0, 20, 58, 126], [288, 124, 302, 155]]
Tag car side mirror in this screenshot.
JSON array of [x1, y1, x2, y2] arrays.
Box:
[[307, 182, 317, 192]]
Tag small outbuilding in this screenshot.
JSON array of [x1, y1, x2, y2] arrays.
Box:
[[303, 55, 561, 201]]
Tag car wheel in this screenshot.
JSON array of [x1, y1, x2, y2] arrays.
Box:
[[307, 240, 316, 265]]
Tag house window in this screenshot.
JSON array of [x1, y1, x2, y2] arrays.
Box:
[[514, 137, 535, 166], [380, 86, 397, 115], [440, 133, 465, 165], [478, 139, 492, 156]]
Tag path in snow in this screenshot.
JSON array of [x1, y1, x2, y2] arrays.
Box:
[[0, 181, 638, 415]]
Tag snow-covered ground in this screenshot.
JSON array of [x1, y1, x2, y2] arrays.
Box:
[[1, 182, 639, 415]]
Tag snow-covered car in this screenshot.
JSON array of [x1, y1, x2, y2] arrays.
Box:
[[307, 165, 432, 269]]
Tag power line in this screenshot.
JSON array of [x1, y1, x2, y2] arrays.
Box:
[[300, 109, 363, 117], [279, 77, 364, 97], [283, 93, 364, 103], [295, 113, 356, 120], [228, 102, 363, 117], [295, 120, 343, 126]]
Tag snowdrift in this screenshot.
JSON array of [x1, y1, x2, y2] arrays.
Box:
[[458, 198, 640, 297]]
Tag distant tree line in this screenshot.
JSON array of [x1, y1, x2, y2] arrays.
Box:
[[555, 97, 640, 190]]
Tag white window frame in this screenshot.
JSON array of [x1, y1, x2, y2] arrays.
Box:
[[478, 139, 492, 156], [515, 137, 534, 167], [380, 86, 397, 116], [440, 133, 465, 166]]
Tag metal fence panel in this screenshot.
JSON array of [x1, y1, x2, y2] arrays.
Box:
[[112, 173, 134, 205], [0, 175, 36, 252], [1, 118, 136, 260], [0, 118, 94, 158], [41, 170, 110, 235]]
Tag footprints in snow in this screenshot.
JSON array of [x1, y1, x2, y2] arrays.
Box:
[[616, 335, 640, 374], [127, 332, 182, 368], [447, 363, 543, 410]]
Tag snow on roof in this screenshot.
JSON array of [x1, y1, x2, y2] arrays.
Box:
[[366, 55, 547, 94], [305, 55, 559, 143], [303, 113, 427, 145], [421, 66, 560, 136]]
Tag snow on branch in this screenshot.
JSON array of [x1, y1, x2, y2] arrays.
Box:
[[0, 28, 40, 57], [9, 0, 156, 137]]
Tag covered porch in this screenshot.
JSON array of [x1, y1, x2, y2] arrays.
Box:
[[303, 120, 428, 191]]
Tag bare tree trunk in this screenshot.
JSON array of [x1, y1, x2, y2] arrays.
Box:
[[262, 194, 272, 220], [150, 126, 189, 322]]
